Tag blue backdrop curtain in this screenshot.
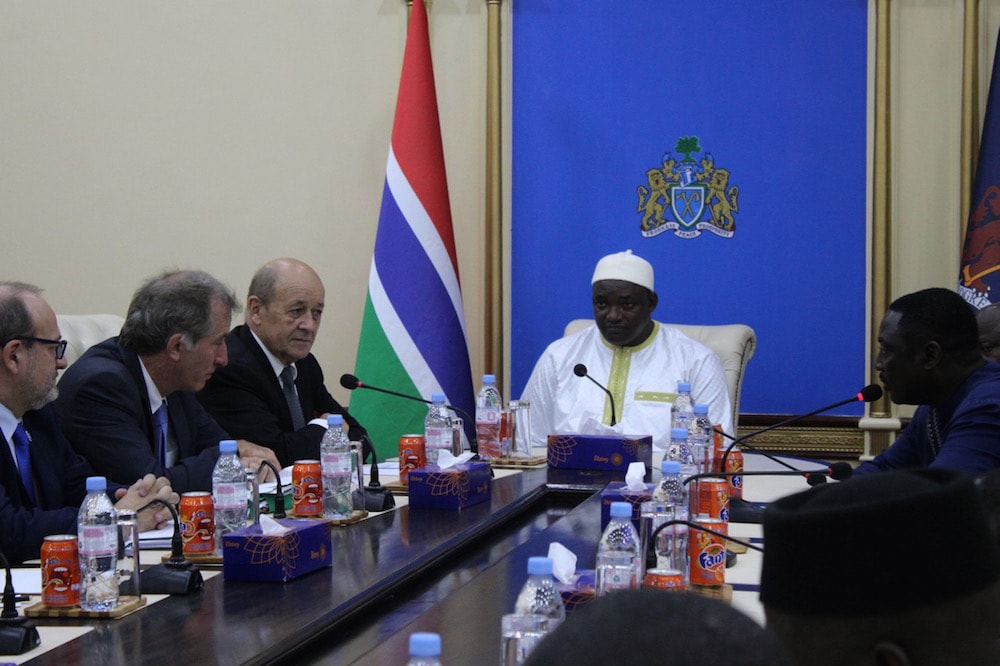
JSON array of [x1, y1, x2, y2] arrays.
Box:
[[510, 0, 869, 416]]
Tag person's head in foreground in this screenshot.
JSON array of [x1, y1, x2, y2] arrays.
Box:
[[761, 467, 1000, 666], [524, 588, 792, 666]]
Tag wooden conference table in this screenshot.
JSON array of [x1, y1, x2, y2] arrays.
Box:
[[14, 453, 818, 665]]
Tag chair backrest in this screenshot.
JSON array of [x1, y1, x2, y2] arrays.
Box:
[[57, 314, 124, 370], [563, 319, 757, 428]]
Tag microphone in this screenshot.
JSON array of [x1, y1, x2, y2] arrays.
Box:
[[682, 467, 852, 488], [340, 374, 478, 450], [0, 551, 39, 655], [135, 499, 205, 595], [712, 386, 876, 522], [719, 384, 881, 474], [573, 364, 617, 426]]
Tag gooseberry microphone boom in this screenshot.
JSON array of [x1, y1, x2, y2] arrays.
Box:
[[573, 364, 617, 426], [719, 383, 883, 475]]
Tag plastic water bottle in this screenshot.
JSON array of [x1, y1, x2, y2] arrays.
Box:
[[78, 476, 118, 610], [672, 381, 694, 431], [501, 556, 564, 665], [213, 439, 248, 554], [407, 632, 442, 666], [514, 556, 565, 628], [651, 460, 689, 575], [476, 374, 503, 460], [690, 404, 713, 472], [424, 392, 452, 465], [321, 414, 353, 518], [666, 427, 695, 466], [595, 501, 641, 596]]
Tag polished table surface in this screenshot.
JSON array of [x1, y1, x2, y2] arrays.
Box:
[[18, 454, 818, 665]]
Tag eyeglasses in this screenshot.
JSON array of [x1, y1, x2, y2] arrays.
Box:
[[1, 337, 68, 360]]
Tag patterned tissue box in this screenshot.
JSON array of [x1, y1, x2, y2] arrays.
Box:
[[408, 461, 492, 510], [546, 434, 653, 472], [222, 519, 332, 582]]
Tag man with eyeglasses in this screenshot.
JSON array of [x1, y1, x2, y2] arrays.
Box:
[[0, 281, 178, 564]]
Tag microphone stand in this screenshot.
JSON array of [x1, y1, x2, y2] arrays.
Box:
[[352, 435, 395, 512], [135, 499, 204, 595], [0, 552, 39, 655], [258, 461, 286, 519]]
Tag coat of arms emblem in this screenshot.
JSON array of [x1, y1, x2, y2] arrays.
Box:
[[636, 136, 740, 239]]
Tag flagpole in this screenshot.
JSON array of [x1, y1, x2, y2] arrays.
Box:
[[961, 0, 981, 230], [485, 0, 505, 391]]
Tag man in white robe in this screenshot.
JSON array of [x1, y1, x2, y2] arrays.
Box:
[[521, 250, 732, 450]]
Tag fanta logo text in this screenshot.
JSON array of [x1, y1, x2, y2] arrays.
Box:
[[720, 507, 730, 522], [731, 476, 743, 489], [699, 550, 726, 569]]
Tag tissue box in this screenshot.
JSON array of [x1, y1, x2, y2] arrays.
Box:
[[407, 461, 492, 510], [222, 518, 332, 582], [546, 434, 653, 472], [558, 570, 596, 614], [600, 482, 656, 533]]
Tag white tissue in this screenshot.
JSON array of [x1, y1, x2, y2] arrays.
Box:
[[259, 514, 290, 536], [624, 461, 647, 491], [579, 415, 621, 437], [435, 450, 476, 469], [547, 542, 578, 585]]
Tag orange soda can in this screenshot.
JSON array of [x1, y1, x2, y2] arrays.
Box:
[[398, 434, 426, 485], [725, 448, 744, 500], [688, 518, 727, 586], [41, 535, 80, 606], [292, 460, 323, 515], [712, 426, 726, 473], [642, 568, 686, 592], [697, 477, 730, 524], [180, 491, 215, 553]]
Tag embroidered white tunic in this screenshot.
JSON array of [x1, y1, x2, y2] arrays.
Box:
[[521, 322, 732, 450]]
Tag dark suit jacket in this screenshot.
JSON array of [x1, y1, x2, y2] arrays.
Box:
[[0, 404, 94, 563], [197, 325, 368, 467], [55, 337, 225, 493]]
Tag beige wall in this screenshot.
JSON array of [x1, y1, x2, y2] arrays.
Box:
[[0, 0, 489, 409], [1, 1, 998, 412]]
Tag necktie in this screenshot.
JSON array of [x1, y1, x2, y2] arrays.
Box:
[[153, 402, 169, 468], [280, 365, 306, 430], [12, 423, 36, 505]]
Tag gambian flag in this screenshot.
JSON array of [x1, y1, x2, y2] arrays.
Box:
[[350, 0, 475, 461], [960, 27, 1000, 309]]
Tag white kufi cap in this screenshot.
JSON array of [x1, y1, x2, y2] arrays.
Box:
[[591, 250, 654, 291]]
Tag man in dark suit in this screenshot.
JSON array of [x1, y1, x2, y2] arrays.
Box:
[[56, 270, 279, 494], [0, 282, 176, 563], [198, 258, 369, 467]]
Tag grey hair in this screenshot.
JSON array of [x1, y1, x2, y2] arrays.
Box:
[[247, 263, 280, 306], [119, 270, 241, 354], [0, 281, 45, 346]]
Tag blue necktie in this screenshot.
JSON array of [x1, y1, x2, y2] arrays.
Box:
[[153, 402, 169, 468], [12, 423, 36, 505]]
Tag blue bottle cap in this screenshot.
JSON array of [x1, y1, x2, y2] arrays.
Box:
[[431, 393, 446, 404], [611, 501, 632, 518], [678, 381, 691, 392], [671, 428, 688, 440], [327, 414, 344, 427], [694, 403, 709, 414], [527, 556, 553, 576], [661, 459, 681, 475], [483, 374, 496, 384], [85, 476, 107, 492], [219, 439, 238, 454], [409, 632, 441, 657]]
